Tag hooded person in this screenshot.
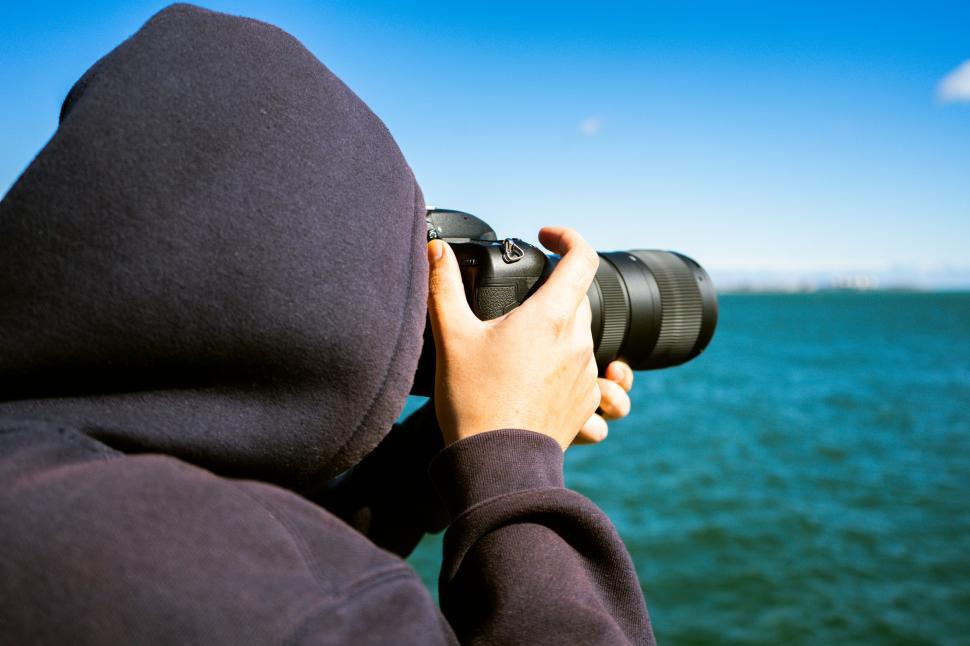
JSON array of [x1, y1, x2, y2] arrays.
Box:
[[0, 4, 654, 644]]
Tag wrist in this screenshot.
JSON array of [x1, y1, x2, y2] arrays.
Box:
[[429, 429, 565, 520]]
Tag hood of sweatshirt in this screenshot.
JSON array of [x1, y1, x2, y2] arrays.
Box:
[[0, 4, 428, 488]]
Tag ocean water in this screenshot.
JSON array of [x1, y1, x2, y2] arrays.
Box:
[[405, 292, 970, 645]]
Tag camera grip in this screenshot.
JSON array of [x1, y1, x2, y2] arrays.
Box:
[[475, 285, 518, 320]]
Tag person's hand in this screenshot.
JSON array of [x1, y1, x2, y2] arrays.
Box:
[[573, 361, 634, 445], [427, 227, 601, 450]]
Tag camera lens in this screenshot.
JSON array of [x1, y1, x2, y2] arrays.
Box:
[[587, 251, 718, 370]]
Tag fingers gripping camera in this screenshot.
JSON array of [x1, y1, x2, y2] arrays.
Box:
[[412, 209, 718, 394]]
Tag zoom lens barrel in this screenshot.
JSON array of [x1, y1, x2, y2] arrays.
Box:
[[587, 251, 717, 370]]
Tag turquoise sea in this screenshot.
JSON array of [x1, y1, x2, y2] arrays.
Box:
[[406, 292, 970, 645]]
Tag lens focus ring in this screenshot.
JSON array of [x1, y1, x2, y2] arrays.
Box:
[[593, 257, 629, 366], [636, 251, 703, 360]]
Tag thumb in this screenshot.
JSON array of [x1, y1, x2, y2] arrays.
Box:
[[427, 240, 478, 342]]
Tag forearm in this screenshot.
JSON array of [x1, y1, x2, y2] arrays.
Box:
[[430, 429, 655, 645]]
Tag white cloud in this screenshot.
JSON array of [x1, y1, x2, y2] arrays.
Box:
[[937, 59, 970, 103], [579, 116, 603, 136]]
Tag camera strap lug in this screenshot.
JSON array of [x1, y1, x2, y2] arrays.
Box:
[[501, 238, 525, 263]]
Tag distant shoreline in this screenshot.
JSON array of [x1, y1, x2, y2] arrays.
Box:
[[718, 287, 970, 295]]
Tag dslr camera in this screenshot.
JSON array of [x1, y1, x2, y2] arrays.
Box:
[[412, 208, 717, 394]]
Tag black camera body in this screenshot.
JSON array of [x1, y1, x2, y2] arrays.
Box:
[[412, 208, 718, 395], [426, 208, 551, 322]]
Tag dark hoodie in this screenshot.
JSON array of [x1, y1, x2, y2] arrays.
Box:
[[0, 5, 654, 644]]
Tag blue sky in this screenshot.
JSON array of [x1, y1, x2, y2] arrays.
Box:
[[2, 1, 968, 285]]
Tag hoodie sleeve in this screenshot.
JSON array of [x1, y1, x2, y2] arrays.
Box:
[[308, 400, 449, 557], [429, 429, 656, 645]]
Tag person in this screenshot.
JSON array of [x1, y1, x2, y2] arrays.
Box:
[[0, 4, 655, 644]]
